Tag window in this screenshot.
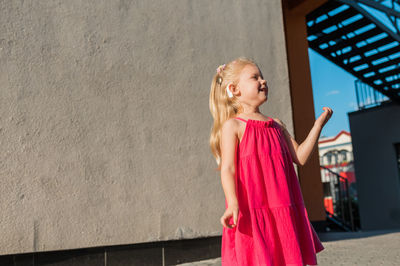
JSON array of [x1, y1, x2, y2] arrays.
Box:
[[339, 150, 348, 162]]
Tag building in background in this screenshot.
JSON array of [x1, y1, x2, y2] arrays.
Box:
[[318, 130, 359, 231], [307, 0, 400, 232]]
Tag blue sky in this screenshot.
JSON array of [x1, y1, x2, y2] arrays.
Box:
[[308, 48, 357, 139]]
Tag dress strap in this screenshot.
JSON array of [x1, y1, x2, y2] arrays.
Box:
[[234, 117, 248, 123]]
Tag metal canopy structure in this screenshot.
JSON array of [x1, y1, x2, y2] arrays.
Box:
[[306, 0, 400, 104]]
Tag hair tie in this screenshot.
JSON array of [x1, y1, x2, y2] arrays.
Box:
[[216, 64, 233, 98], [216, 64, 226, 74]]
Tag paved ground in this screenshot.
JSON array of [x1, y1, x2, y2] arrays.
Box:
[[175, 229, 400, 266]]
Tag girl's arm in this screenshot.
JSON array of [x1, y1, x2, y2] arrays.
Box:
[[220, 119, 239, 207], [274, 108, 332, 166]]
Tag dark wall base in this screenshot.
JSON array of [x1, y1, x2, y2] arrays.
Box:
[[0, 236, 222, 266]]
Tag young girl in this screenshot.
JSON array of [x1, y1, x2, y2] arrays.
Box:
[[209, 57, 332, 266]]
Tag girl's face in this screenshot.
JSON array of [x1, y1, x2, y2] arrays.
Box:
[[236, 64, 268, 104]]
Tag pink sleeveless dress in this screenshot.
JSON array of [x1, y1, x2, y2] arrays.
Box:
[[221, 116, 325, 266]]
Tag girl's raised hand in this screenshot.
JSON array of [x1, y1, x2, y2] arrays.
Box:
[[220, 204, 239, 229], [315, 107, 333, 128]]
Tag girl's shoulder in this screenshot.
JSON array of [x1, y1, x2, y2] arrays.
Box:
[[221, 118, 240, 133], [222, 117, 244, 139], [271, 117, 288, 131]]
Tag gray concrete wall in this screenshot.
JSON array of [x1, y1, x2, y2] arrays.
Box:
[[0, 0, 293, 255], [348, 102, 400, 230]]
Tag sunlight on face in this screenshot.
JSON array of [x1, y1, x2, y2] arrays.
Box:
[[237, 64, 268, 103]]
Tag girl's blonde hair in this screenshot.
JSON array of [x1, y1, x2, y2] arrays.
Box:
[[209, 56, 259, 171]]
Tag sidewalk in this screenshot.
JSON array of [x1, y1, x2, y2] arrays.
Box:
[[175, 229, 400, 266]]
